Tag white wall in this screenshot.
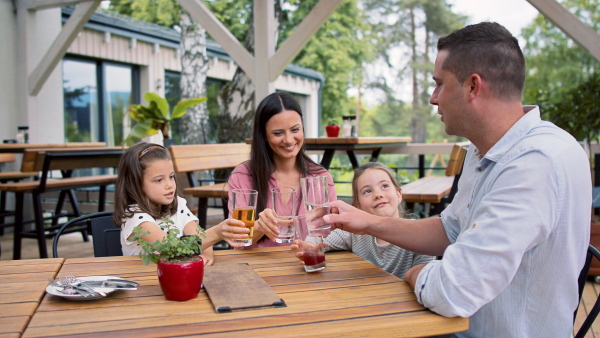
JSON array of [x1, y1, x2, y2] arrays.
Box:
[[0, 5, 63, 143], [0, 1, 19, 143]]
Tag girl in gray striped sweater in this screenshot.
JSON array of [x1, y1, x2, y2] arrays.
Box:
[[294, 162, 433, 279]]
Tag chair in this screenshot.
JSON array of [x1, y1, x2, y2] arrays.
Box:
[[574, 244, 600, 338], [52, 211, 123, 258]]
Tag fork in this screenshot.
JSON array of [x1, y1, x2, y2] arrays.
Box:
[[61, 274, 106, 297], [47, 277, 92, 297]]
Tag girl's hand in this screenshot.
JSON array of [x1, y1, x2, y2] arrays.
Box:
[[290, 239, 327, 266], [255, 208, 280, 241], [201, 247, 214, 266], [215, 218, 250, 249]]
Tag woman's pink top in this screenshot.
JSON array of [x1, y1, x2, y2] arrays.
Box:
[[228, 161, 337, 248]]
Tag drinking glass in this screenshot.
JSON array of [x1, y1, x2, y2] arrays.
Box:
[[231, 189, 258, 246], [295, 216, 326, 272], [300, 175, 331, 236], [271, 187, 297, 243]]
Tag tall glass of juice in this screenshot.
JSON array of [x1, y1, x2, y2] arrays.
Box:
[[231, 189, 258, 246]]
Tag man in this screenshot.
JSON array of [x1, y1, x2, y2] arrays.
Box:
[[324, 22, 592, 337]]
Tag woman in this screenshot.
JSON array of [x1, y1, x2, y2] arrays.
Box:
[[228, 91, 337, 247]]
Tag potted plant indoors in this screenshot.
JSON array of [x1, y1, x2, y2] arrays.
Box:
[[131, 216, 206, 301], [124, 92, 207, 146], [325, 118, 340, 138]]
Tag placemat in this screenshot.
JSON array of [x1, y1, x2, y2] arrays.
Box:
[[203, 263, 286, 313]]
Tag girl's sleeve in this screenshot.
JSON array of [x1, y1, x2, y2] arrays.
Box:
[[323, 229, 352, 251]]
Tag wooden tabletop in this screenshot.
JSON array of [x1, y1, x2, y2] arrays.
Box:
[[402, 176, 455, 204], [246, 137, 412, 146], [23, 248, 468, 337], [0, 142, 107, 153], [0, 258, 64, 337]]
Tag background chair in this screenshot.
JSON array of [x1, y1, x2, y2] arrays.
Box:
[[53, 211, 122, 258], [575, 244, 600, 338]]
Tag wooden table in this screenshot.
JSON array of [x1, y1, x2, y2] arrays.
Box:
[[247, 137, 411, 169], [0, 142, 106, 153], [0, 258, 63, 337], [22, 248, 468, 337]]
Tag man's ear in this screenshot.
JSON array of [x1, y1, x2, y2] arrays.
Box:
[[466, 73, 483, 102]]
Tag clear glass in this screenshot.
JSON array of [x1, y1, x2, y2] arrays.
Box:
[[300, 176, 331, 236], [271, 187, 297, 243], [231, 189, 258, 246]]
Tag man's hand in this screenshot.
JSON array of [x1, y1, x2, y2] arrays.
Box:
[[404, 264, 426, 290], [323, 200, 379, 235]]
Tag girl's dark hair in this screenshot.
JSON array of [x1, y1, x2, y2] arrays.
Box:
[[250, 91, 326, 215], [351, 162, 407, 218], [113, 142, 178, 226]]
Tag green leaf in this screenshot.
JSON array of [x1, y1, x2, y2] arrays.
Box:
[[172, 97, 207, 119], [144, 92, 170, 119], [129, 120, 157, 139]]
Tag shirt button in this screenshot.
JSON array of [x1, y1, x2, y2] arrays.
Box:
[[477, 167, 483, 172]]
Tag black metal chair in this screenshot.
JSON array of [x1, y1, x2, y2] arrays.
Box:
[[52, 211, 123, 258], [574, 244, 600, 338]]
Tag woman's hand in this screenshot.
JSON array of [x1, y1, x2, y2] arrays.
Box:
[[255, 208, 280, 241]]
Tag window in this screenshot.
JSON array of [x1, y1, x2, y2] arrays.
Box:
[[62, 58, 139, 146]]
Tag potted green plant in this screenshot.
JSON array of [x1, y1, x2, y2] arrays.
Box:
[[325, 118, 340, 138], [131, 216, 206, 301], [124, 92, 207, 146]]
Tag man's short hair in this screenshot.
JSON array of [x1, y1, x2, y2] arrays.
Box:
[[437, 22, 526, 101]]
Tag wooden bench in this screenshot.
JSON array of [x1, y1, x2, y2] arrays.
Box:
[[402, 143, 468, 216], [0, 153, 39, 235], [0, 147, 125, 259], [169, 143, 250, 229]]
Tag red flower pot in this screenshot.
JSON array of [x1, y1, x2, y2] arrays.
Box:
[[157, 256, 204, 301], [325, 125, 340, 137]]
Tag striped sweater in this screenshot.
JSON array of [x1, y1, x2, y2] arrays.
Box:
[[324, 229, 434, 279]]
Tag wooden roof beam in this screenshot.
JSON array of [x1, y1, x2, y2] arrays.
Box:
[[27, 0, 100, 95], [527, 0, 600, 62]]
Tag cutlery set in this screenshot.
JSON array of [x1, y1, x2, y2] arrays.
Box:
[[46, 275, 139, 299]]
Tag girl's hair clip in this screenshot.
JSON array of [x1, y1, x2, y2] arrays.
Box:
[[139, 145, 164, 159]]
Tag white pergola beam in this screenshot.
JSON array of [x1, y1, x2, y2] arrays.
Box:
[[20, 0, 92, 10], [269, 0, 343, 82], [254, 0, 276, 104], [178, 0, 255, 80], [527, 0, 600, 62], [28, 0, 100, 95]]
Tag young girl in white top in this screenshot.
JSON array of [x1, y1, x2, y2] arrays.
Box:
[[114, 142, 248, 265], [293, 162, 433, 279]]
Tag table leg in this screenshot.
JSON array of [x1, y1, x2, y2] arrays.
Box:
[[32, 192, 49, 259], [197, 197, 208, 229], [346, 151, 359, 169], [320, 150, 335, 170], [369, 148, 382, 162], [12, 193, 24, 260]]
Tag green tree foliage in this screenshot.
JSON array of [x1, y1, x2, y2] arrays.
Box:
[[108, 0, 181, 28], [543, 72, 600, 145], [361, 0, 465, 142], [521, 0, 600, 106], [282, 0, 375, 123]]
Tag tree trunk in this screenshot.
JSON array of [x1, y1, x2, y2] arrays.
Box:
[[179, 9, 210, 145], [216, 1, 284, 144]]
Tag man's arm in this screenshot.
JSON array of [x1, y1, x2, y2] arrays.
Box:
[[324, 200, 450, 256]]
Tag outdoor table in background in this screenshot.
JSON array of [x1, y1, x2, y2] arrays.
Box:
[[22, 247, 468, 337], [0, 258, 64, 336], [247, 137, 412, 169], [0, 142, 107, 153]]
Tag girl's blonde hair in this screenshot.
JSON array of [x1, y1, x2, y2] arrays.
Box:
[[113, 142, 178, 226], [351, 162, 407, 218]]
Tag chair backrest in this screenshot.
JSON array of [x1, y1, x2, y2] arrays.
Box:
[[444, 143, 468, 177], [91, 214, 124, 257], [53, 211, 123, 258], [575, 244, 600, 338]]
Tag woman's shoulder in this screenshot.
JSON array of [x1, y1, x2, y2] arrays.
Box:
[[231, 161, 252, 175]]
